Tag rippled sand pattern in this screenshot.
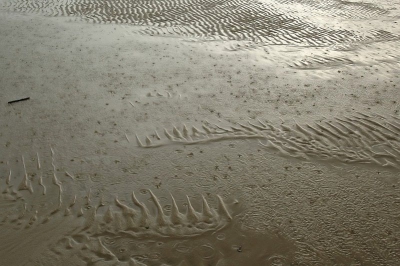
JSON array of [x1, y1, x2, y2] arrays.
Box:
[[289, 55, 355, 69], [276, 0, 388, 19], [137, 113, 400, 169], [2, 0, 397, 46]]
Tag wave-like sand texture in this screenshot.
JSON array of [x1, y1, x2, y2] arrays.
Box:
[[2, 0, 398, 48], [137, 113, 400, 169], [288, 55, 355, 69], [276, 0, 388, 19]]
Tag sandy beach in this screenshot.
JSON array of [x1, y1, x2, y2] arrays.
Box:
[[0, 0, 399, 265]]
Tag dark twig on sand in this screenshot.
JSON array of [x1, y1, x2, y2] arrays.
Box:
[[8, 97, 30, 104]]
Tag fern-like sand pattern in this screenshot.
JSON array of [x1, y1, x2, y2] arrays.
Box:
[[80, 191, 232, 238], [1, 150, 65, 229], [56, 192, 233, 265], [136, 113, 400, 169], [0, 150, 233, 265]]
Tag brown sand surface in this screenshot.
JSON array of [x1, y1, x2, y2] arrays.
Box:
[[0, 0, 399, 265]]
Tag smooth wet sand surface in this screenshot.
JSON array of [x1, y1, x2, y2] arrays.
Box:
[[0, 0, 400, 265]]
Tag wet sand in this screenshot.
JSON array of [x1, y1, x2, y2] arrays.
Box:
[[0, 0, 400, 265]]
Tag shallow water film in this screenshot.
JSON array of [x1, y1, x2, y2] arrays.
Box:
[[0, 0, 399, 265]]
